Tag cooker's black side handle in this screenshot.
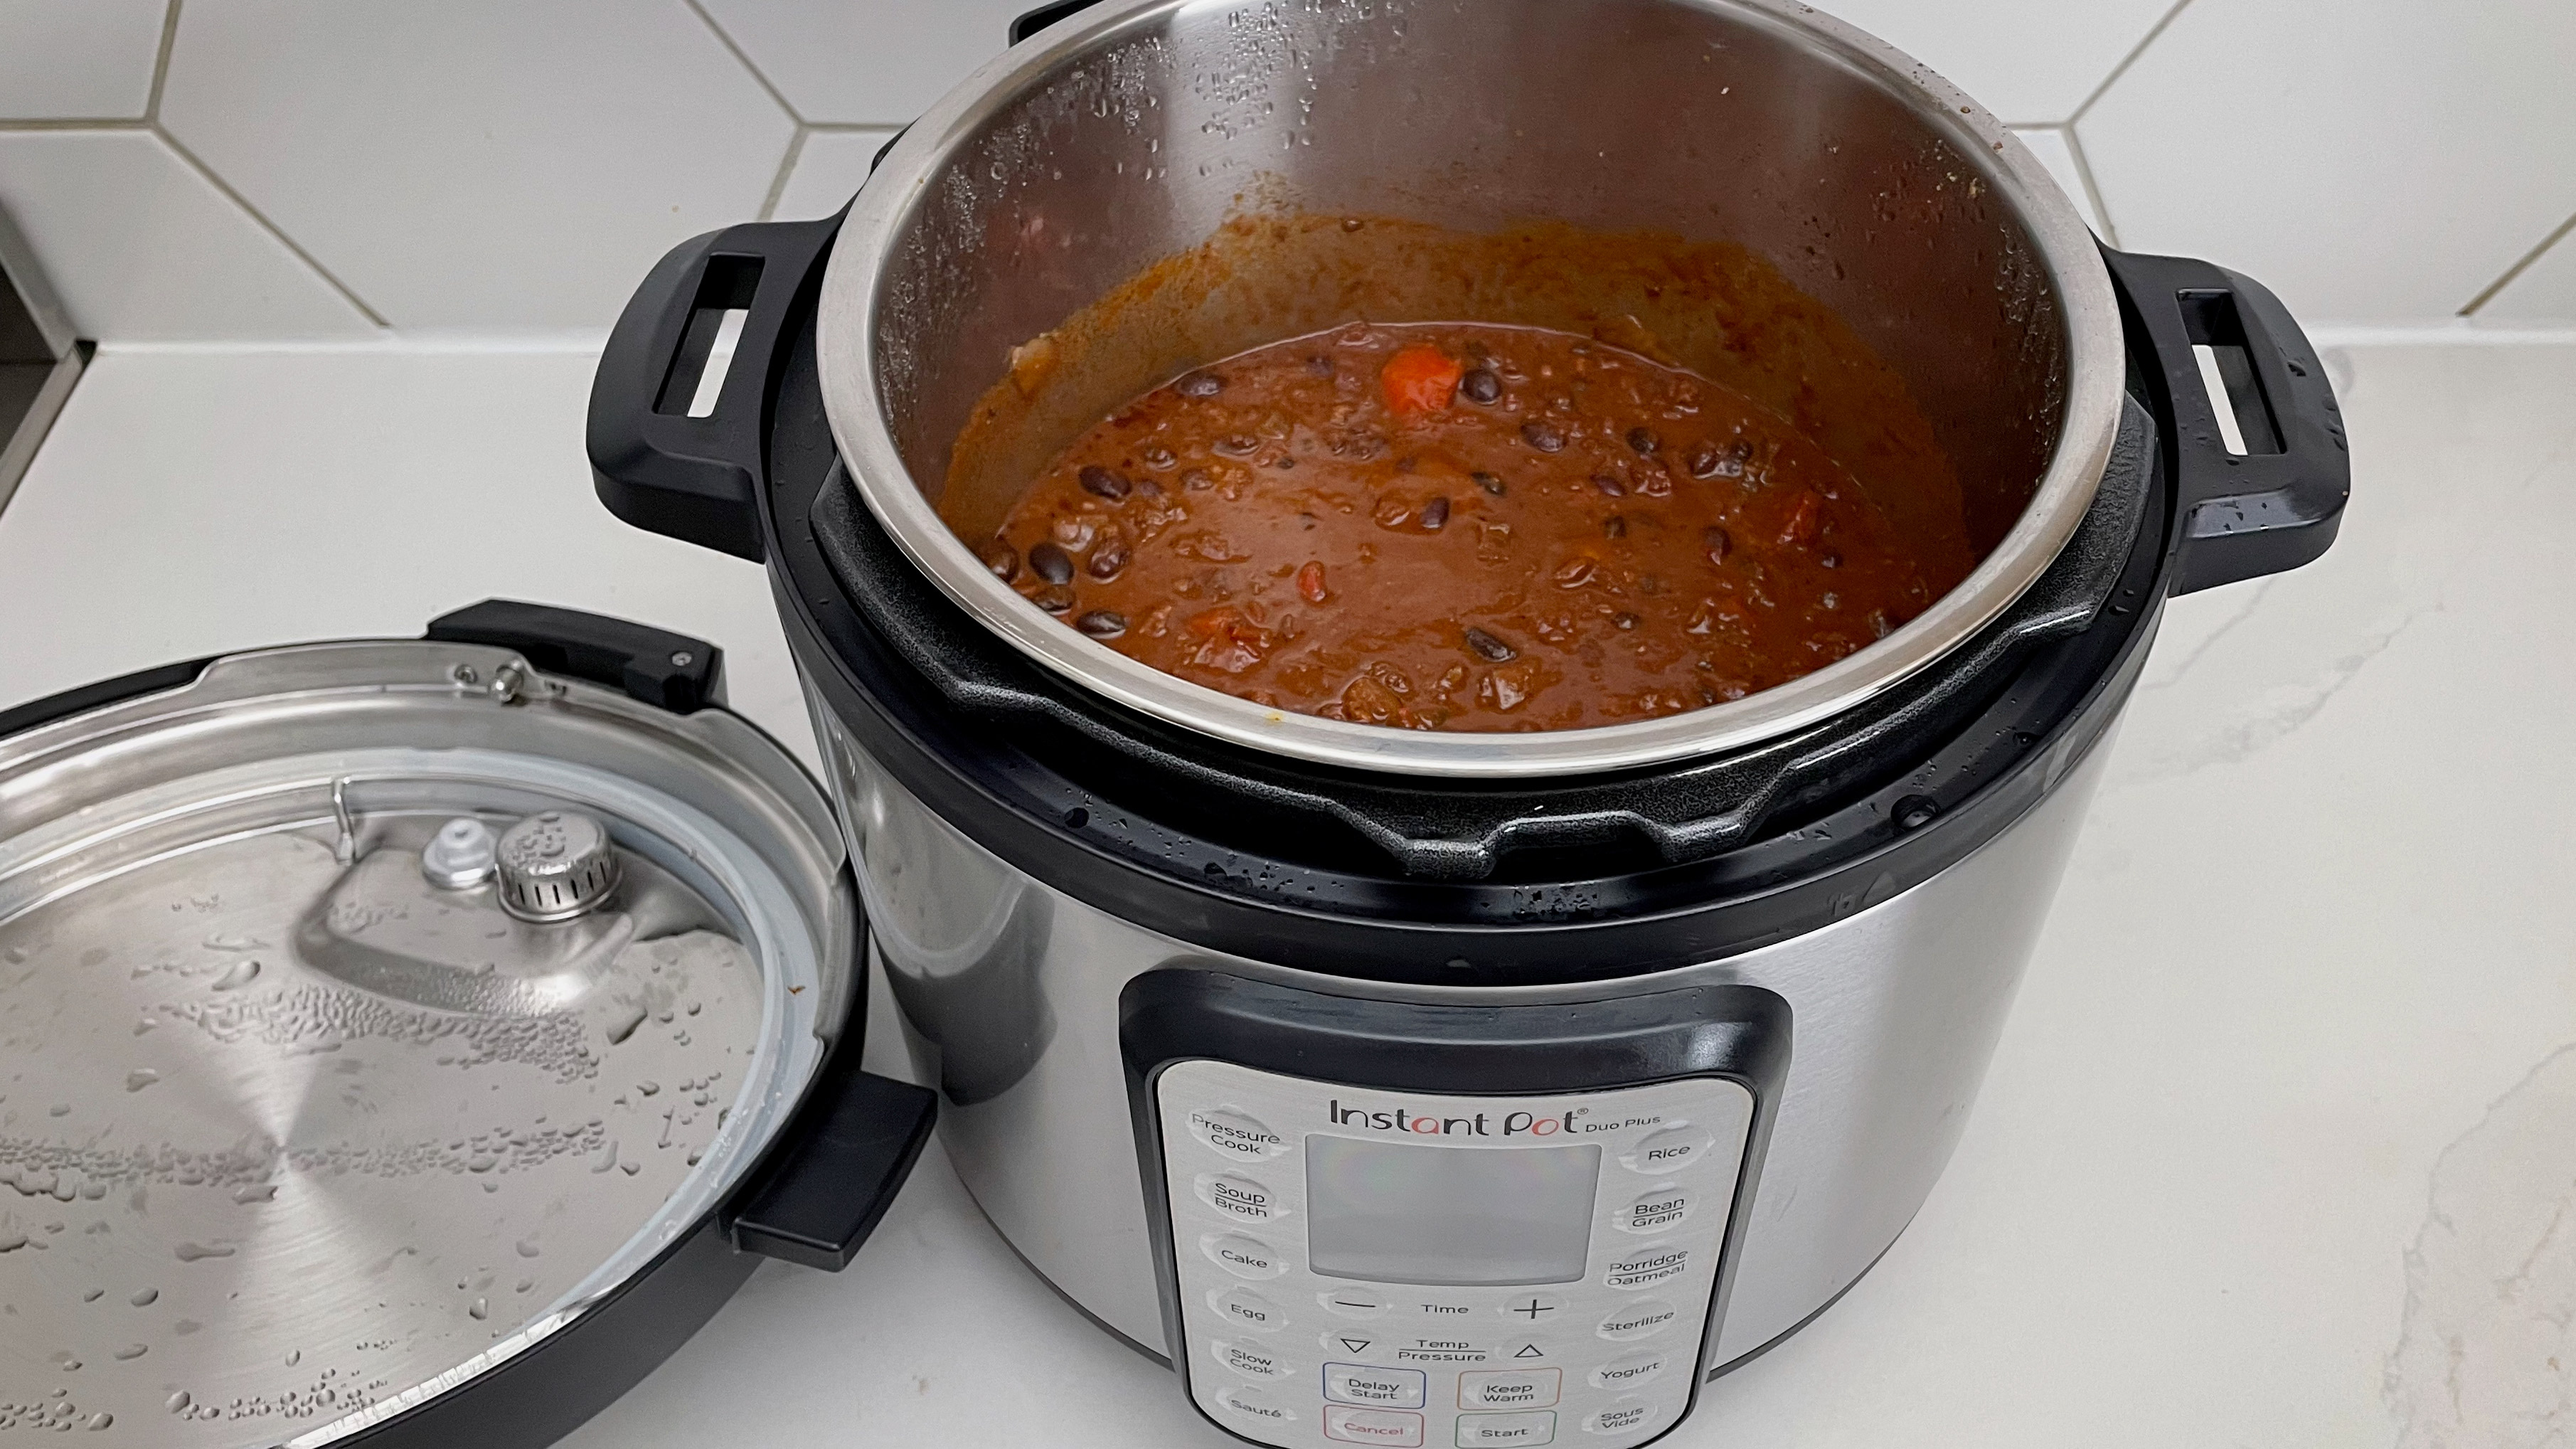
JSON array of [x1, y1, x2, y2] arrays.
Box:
[[1010, 0, 1109, 43], [426, 599, 727, 712], [587, 214, 841, 563], [723, 1042, 938, 1271], [2099, 247, 2350, 595]]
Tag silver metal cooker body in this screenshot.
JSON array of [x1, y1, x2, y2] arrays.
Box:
[[807, 678, 2130, 1369]]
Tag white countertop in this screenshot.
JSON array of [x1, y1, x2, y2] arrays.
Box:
[[3, 338, 2570, 1448]]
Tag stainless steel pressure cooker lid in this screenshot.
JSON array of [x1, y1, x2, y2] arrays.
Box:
[[0, 605, 858, 1445]]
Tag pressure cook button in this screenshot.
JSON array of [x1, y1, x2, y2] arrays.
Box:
[[1618, 1125, 1713, 1175], [1215, 1385, 1297, 1426], [1323, 1405, 1425, 1446], [1588, 1350, 1668, 1391], [1602, 1245, 1690, 1291], [1581, 1399, 1657, 1436], [1203, 1232, 1289, 1279], [1196, 1171, 1289, 1224], [1613, 1184, 1693, 1234], [1212, 1338, 1292, 1381], [1595, 1299, 1681, 1342], [1458, 1368, 1561, 1409], [1321, 1288, 1394, 1319], [1455, 1410, 1558, 1445], [1210, 1286, 1290, 1332], [1324, 1362, 1427, 1408], [1188, 1106, 1289, 1161]]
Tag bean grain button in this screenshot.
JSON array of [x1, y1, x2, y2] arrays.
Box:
[[1202, 1232, 1288, 1279], [1614, 1185, 1692, 1233], [1589, 1349, 1668, 1391]]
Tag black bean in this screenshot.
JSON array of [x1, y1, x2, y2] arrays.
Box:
[[1305, 355, 1336, 378], [1028, 541, 1075, 585], [1420, 497, 1450, 530], [981, 544, 1019, 582], [1087, 540, 1129, 580], [1075, 610, 1129, 639], [1592, 474, 1626, 497], [1521, 420, 1565, 452], [1688, 438, 1753, 479], [1463, 627, 1518, 662], [1703, 526, 1731, 563], [1472, 471, 1506, 497], [1033, 585, 1075, 614], [1175, 371, 1224, 398], [1602, 514, 1627, 539], [1627, 426, 1660, 455], [1077, 465, 1131, 500], [1459, 368, 1501, 405]]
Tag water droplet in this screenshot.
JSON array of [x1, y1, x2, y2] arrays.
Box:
[[128, 1288, 157, 1307], [49, 1352, 80, 1371], [124, 1068, 160, 1093], [86, 1412, 112, 1430], [232, 1183, 277, 1204], [0, 1231, 26, 1253], [112, 1344, 147, 1361], [467, 1297, 488, 1321], [619, 1161, 641, 1177], [284, 1349, 299, 1365], [211, 959, 260, 991], [514, 1238, 540, 1258], [165, 1391, 190, 1413], [637, 1082, 659, 1097], [48, 1103, 69, 1117], [174, 1241, 235, 1262]]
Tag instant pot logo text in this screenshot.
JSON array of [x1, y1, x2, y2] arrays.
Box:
[[1326, 1100, 1657, 1138]]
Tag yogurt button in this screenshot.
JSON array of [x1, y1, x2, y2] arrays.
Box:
[[1589, 1349, 1668, 1391], [1196, 1171, 1288, 1223], [1613, 1184, 1692, 1234], [1595, 1299, 1681, 1342], [1619, 1125, 1714, 1174], [1215, 1384, 1297, 1425], [1582, 1398, 1659, 1435], [1209, 1286, 1289, 1332], [1203, 1232, 1289, 1279], [1188, 1106, 1289, 1160]]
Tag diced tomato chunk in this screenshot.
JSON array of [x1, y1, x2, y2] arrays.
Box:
[[1379, 346, 1466, 417]]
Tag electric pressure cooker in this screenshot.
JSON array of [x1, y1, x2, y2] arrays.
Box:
[[0, 0, 2346, 1445]]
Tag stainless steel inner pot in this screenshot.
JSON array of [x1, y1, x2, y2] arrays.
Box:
[[817, 0, 2124, 777]]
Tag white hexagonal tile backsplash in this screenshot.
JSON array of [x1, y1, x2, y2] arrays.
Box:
[[695, 0, 1035, 124], [0, 0, 170, 121]]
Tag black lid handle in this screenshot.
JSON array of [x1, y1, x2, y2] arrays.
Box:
[[2100, 246, 2350, 595], [587, 216, 840, 563], [1010, 0, 1107, 44], [724, 1054, 938, 1270], [425, 599, 726, 713]]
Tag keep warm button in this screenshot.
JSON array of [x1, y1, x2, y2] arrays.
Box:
[[1602, 1244, 1690, 1290]]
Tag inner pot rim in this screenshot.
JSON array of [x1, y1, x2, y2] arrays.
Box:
[[816, 0, 2127, 781]]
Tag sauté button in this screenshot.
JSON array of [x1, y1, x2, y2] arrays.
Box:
[[1212, 1338, 1292, 1381], [1455, 1409, 1558, 1445], [1202, 1232, 1288, 1279], [1595, 1299, 1681, 1342], [1210, 1286, 1289, 1332], [1324, 1362, 1427, 1408], [1215, 1384, 1297, 1425], [1589, 1350, 1668, 1391], [1188, 1105, 1289, 1160], [1195, 1171, 1288, 1223], [1324, 1404, 1425, 1445], [1618, 1125, 1713, 1174], [1459, 1368, 1560, 1409], [1581, 1398, 1657, 1435], [1321, 1287, 1393, 1319], [1613, 1184, 1692, 1234], [1602, 1245, 1690, 1290]]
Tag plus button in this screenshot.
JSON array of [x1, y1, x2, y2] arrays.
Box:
[[1511, 1298, 1558, 1320]]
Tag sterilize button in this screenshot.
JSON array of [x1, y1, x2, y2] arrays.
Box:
[[1324, 1362, 1427, 1408], [1602, 1245, 1690, 1291], [1215, 1385, 1297, 1426], [1595, 1299, 1681, 1342], [1322, 1405, 1424, 1446], [1618, 1125, 1714, 1175], [1212, 1338, 1292, 1381], [1588, 1350, 1668, 1391], [1321, 1288, 1393, 1319], [1581, 1399, 1657, 1436], [1188, 1105, 1289, 1160], [1196, 1171, 1289, 1223], [1210, 1286, 1289, 1332], [1202, 1232, 1289, 1279], [1459, 1368, 1561, 1409], [1496, 1294, 1568, 1322], [1613, 1184, 1692, 1234], [1456, 1410, 1558, 1445]]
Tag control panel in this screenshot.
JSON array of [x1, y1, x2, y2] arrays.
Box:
[[1155, 1060, 1755, 1449]]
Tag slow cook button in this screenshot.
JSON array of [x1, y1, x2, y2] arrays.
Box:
[[1324, 1362, 1427, 1408], [1210, 1286, 1289, 1332], [1323, 1405, 1424, 1446], [1595, 1298, 1681, 1342], [1618, 1125, 1713, 1175], [1613, 1184, 1692, 1234], [1189, 1105, 1289, 1161], [1196, 1171, 1289, 1224], [1212, 1338, 1292, 1381], [1589, 1350, 1668, 1391], [1458, 1368, 1560, 1409], [1581, 1398, 1658, 1436], [1203, 1232, 1289, 1279], [1215, 1385, 1297, 1426], [1602, 1245, 1690, 1291], [1456, 1410, 1558, 1445]]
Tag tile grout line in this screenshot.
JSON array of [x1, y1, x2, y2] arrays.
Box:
[[0, 119, 151, 132], [2056, 124, 2123, 250], [683, 0, 806, 127], [2070, 0, 2196, 124], [144, 0, 182, 122], [2459, 209, 2576, 316], [759, 127, 809, 222], [153, 127, 393, 329]]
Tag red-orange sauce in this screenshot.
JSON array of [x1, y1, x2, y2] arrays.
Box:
[[981, 322, 1969, 732]]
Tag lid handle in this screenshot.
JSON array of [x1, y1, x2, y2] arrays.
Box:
[[425, 599, 726, 712], [724, 1055, 938, 1271]]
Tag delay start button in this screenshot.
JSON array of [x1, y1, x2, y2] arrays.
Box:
[[1188, 1106, 1288, 1160]]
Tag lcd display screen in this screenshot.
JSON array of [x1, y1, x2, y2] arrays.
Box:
[[1304, 1134, 1602, 1286]]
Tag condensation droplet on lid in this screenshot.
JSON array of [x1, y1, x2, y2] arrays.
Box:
[[86, 1412, 112, 1430], [233, 1183, 277, 1204], [128, 1288, 157, 1306], [124, 1068, 159, 1093], [166, 1391, 190, 1413], [112, 1343, 147, 1361], [467, 1298, 488, 1321]]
